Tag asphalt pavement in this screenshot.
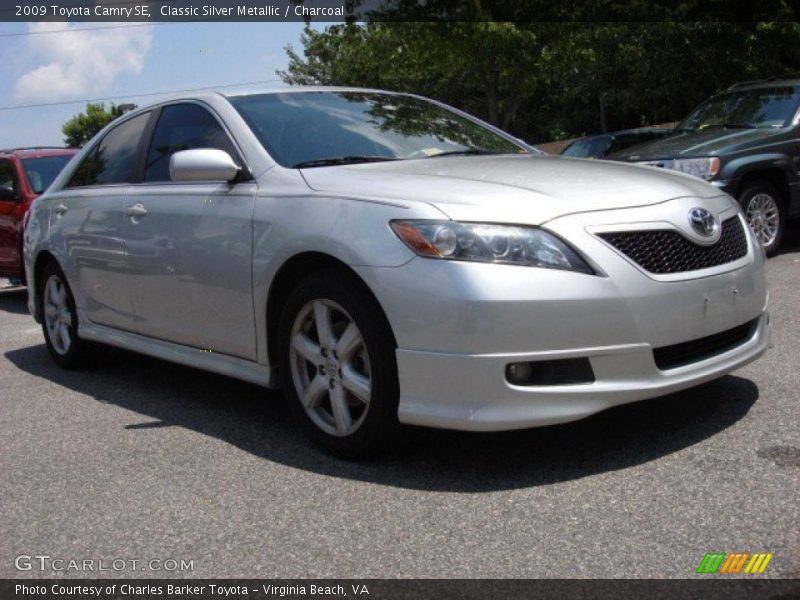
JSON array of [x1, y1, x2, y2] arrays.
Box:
[[1, 228, 798, 579]]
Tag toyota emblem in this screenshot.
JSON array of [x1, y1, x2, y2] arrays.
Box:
[[688, 207, 719, 237]]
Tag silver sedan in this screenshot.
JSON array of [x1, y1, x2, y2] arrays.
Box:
[[24, 88, 770, 456]]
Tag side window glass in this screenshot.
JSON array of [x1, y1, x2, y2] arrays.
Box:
[[66, 112, 150, 187], [66, 148, 97, 188], [144, 104, 238, 182], [0, 160, 19, 200]]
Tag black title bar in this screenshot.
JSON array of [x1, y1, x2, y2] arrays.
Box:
[[2, 0, 800, 22], [2, 579, 800, 600]]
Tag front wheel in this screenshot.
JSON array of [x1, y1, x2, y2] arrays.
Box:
[[738, 182, 785, 256], [278, 271, 399, 458]]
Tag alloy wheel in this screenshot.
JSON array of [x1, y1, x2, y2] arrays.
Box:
[[745, 192, 780, 247], [288, 299, 372, 437], [43, 274, 73, 356]]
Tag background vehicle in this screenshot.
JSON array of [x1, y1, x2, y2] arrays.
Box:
[[561, 127, 672, 159], [24, 88, 769, 457], [0, 147, 77, 283], [612, 76, 800, 255]]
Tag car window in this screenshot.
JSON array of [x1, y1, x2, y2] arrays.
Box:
[[679, 86, 800, 130], [562, 135, 612, 158], [66, 112, 150, 187], [21, 155, 74, 194], [0, 159, 19, 199], [144, 103, 238, 182]]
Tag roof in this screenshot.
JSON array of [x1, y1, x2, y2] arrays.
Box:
[[220, 85, 400, 99], [726, 77, 800, 91], [0, 147, 78, 159]]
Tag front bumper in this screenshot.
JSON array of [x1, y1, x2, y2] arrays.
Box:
[[355, 195, 769, 431], [394, 311, 768, 431]]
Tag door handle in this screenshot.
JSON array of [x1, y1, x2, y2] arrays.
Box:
[[125, 203, 148, 218], [54, 203, 68, 216]]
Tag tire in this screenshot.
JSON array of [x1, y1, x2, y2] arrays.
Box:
[[738, 181, 786, 257], [278, 270, 399, 458], [38, 261, 91, 369]]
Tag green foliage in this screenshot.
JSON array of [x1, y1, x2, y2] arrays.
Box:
[[62, 103, 136, 148], [279, 22, 800, 144]]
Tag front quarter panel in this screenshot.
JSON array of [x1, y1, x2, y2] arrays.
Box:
[[251, 170, 446, 364]]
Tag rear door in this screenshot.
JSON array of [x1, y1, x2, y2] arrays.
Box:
[[53, 111, 151, 330], [0, 158, 23, 276], [124, 102, 257, 359]]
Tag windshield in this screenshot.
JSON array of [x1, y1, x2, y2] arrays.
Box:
[[561, 135, 612, 158], [678, 86, 800, 131], [229, 91, 528, 168], [21, 155, 74, 193]]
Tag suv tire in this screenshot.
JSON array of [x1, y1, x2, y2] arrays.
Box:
[[738, 181, 785, 256]]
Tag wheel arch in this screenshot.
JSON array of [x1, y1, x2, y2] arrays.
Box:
[[734, 166, 790, 208], [265, 251, 397, 383]]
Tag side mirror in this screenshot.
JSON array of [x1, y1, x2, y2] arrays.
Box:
[[169, 148, 240, 183], [0, 186, 18, 201]]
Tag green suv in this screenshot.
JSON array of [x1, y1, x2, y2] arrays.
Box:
[[613, 77, 800, 255]]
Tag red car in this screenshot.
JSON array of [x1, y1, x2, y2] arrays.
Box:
[[0, 147, 78, 283]]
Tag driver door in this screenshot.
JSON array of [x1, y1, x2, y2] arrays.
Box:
[[124, 102, 257, 360]]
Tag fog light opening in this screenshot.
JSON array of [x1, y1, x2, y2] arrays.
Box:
[[506, 358, 595, 386], [506, 362, 533, 384]]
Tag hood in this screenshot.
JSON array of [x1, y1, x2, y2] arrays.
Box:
[[300, 154, 722, 224], [612, 127, 781, 161]]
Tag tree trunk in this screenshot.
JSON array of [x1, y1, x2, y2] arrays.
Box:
[[486, 41, 499, 126], [599, 95, 607, 133]]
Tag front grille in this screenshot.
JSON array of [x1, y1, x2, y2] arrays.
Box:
[[653, 319, 757, 370], [598, 216, 748, 274]]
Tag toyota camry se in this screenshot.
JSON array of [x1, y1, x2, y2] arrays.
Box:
[[24, 88, 770, 456]]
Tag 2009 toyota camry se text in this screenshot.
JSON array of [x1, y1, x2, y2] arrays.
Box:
[[23, 88, 770, 456]]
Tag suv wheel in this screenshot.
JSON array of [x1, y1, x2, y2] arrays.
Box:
[[39, 262, 90, 368], [738, 182, 785, 256], [278, 271, 399, 458]]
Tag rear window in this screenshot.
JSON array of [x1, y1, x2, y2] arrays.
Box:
[[67, 112, 150, 187]]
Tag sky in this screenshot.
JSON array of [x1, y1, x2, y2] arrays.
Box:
[[0, 22, 311, 148]]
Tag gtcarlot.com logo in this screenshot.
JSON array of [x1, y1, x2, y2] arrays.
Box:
[[14, 554, 194, 572], [696, 552, 773, 574]]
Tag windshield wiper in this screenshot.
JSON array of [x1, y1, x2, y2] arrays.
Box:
[[426, 149, 505, 158], [292, 156, 399, 169]]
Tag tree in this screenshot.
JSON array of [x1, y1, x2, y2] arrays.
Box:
[[279, 21, 800, 144], [62, 102, 137, 148], [279, 23, 548, 132]]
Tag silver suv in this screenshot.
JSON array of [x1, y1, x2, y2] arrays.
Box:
[[25, 88, 770, 456]]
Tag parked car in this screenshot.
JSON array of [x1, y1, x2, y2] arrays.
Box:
[[611, 76, 800, 255], [561, 127, 673, 159], [25, 88, 769, 456], [0, 147, 78, 283]]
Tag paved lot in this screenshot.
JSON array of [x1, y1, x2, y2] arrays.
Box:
[[1, 229, 798, 579]]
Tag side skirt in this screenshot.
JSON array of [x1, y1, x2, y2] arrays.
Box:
[[80, 322, 272, 388]]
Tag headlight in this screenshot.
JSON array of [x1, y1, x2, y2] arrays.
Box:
[[390, 220, 594, 274], [672, 157, 720, 180]]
